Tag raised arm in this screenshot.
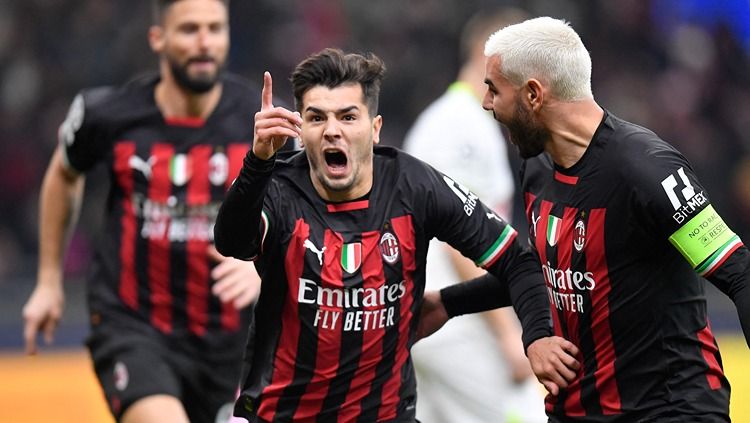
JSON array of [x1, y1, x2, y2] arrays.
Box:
[[214, 72, 301, 259]]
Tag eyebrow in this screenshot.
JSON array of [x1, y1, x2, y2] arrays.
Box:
[[305, 105, 359, 115]]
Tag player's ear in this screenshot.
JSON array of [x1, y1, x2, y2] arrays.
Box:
[[148, 25, 165, 54], [372, 115, 383, 145], [526, 79, 544, 111]]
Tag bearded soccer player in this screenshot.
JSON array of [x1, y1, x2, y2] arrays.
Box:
[[423, 16, 750, 423], [22, 1, 268, 422], [214, 48, 579, 422]]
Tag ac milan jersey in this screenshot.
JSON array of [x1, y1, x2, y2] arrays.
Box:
[[217, 146, 550, 422], [522, 111, 748, 422], [60, 73, 259, 349]]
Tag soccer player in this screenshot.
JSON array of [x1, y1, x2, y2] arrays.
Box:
[[403, 8, 546, 423], [22, 1, 266, 422], [424, 16, 750, 422], [214, 48, 580, 422]]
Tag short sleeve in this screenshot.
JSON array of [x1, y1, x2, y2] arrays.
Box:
[[59, 89, 111, 173]]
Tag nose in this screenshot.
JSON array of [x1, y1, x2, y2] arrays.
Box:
[[323, 118, 341, 139]]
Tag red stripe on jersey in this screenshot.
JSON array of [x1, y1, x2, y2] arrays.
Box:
[[258, 219, 309, 421], [696, 321, 724, 390], [586, 208, 622, 414], [339, 230, 387, 422], [377, 215, 416, 421], [225, 143, 250, 190], [148, 144, 174, 333], [221, 143, 250, 329], [164, 116, 206, 127], [186, 145, 212, 336], [560, 207, 585, 417], [534, 200, 563, 413], [554, 171, 579, 185], [293, 230, 344, 420], [326, 200, 370, 213], [114, 142, 138, 310]]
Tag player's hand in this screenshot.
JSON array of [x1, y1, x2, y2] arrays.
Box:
[[208, 245, 261, 308], [253, 71, 302, 160], [526, 336, 580, 396], [22, 280, 65, 355], [415, 290, 450, 342]]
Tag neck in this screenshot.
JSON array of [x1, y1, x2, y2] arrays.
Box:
[[155, 63, 222, 119], [543, 98, 604, 169]]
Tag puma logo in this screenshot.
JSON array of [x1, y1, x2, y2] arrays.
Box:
[[531, 211, 542, 237], [486, 212, 502, 222], [303, 239, 326, 266], [128, 155, 157, 179]]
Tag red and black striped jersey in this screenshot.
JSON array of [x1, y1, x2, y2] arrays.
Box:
[[60, 73, 259, 351], [216, 146, 551, 422], [522, 111, 750, 422]]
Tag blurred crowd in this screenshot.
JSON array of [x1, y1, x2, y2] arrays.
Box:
[[1, 0, 749, 303]]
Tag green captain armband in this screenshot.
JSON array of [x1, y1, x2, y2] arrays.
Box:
[[668, 205, 742, 275]]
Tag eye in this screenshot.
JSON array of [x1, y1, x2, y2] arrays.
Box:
[[342, 114, 356, 121]]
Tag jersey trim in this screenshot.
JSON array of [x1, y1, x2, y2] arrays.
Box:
[[475, 225, 518, 268], [695, 322, 724, 390], [554, 171, 579, 185], [327, 200, 370, 213], [164, 116, 206, 127], [696, 236, 743, 277]]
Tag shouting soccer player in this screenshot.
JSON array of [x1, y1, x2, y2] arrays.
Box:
[[424, 16, 750, 423], [214, 48, 579, 422]]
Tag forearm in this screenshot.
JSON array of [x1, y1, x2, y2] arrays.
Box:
[[214, 149, 274, 259], [504, 250, 553, 351], [37, 149, 84, 287], [440, 272, 512, 317]]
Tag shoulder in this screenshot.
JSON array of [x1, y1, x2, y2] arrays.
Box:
[[78, 74, 157, 127], [606, 113, 688, 182], [220, 73, 263, 110]]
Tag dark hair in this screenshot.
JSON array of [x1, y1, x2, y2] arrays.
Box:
[[291, 48, 386, 117], [152, 0, 230, 24]]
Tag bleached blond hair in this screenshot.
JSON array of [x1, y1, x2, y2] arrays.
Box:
[[484, 16, 592, 101]]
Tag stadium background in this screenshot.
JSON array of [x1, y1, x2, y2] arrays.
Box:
[[0, 0, 749, 421]]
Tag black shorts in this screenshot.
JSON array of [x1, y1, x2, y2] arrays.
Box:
[[86, 320, 242, 423]]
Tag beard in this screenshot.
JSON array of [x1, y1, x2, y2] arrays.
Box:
[[167, 53, 223, 94], [505, 97, 549, 159]]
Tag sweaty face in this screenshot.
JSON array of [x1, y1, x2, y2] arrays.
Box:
[[482, 55, 548, 158], [301, 83, 382, 202], [158, 0, 229, 93]]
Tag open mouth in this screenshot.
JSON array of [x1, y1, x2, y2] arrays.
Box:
[[324, 150, 348, 175]]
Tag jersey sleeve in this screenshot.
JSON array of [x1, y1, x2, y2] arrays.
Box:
[[419, 162, 552, 348], [215, 150, 277, 260], [626, 138, 750, 345], [58, 89, 113, 173], [626, 141, 742, 276]]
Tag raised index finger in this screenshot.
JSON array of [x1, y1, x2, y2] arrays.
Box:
[[261, 71, 273, 110]]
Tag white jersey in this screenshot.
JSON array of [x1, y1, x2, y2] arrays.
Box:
[[404, 82, 546, 423]]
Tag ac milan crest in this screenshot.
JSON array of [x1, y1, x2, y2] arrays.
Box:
[[379, 232, 400, 264], [573, 219, 586, 252]]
